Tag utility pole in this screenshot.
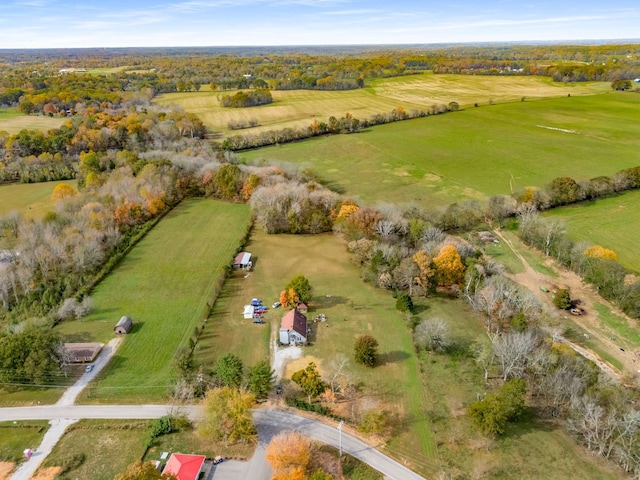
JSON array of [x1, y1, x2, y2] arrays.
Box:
[[337, 420, 344, 457]]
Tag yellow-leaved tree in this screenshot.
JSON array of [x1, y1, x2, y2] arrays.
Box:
[[412, 249, 437, 295], [51, 182, 78, 201], [583, 245, 618, 261], [433, 245, 465, 286]]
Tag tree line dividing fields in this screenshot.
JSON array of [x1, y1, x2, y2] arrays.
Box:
[[241, 93, 640, 207], [52, 199, 252, 404], [154, 74, 608, 137]]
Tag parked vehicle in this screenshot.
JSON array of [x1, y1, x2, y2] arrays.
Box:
[[251, 298, 263, 306], [85, 364, 94, 372], [272, 301, 281, 308]]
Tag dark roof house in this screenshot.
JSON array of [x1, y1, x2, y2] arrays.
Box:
[[64, 343, 103, 363], [114, 316, 133, 334], [279, 309, 308, 345]]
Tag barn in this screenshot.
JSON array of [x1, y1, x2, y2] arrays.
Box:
[[114, 316, 133, 334], [280, 309, 308, 345], [233, 252, 252, 269]]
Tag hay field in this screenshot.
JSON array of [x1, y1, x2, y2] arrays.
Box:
[[0, 108, 64, 134], [545, 190, 640, 273], [241, 93, 640, 207], [155, 74, 608, 136]]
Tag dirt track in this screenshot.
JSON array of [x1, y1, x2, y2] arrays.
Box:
[[493, 230, 640, 382]]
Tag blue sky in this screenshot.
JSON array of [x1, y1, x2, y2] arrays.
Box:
[[1, 0, 639, 49]]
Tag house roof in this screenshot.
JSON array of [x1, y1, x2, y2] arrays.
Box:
[[281, 309, 307, 338], [162, 453, 206, 480], [64, 343, 103, 363]]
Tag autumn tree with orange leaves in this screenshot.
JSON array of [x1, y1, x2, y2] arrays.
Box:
[[266, 431, 312, 480], [412, 249, 437, 296]]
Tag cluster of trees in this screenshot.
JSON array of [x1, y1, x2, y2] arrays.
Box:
[[280, 275, 313, 308], [220, 105, 453, 151], [220, 89, 273, 108]]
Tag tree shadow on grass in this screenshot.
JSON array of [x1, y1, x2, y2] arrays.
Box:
[[378, 350, 411, 365], [314, 295, 347, 309]]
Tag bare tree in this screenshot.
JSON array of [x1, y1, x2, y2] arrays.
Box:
[[414, 318, 451, 353], [490, 330, 539, 381]]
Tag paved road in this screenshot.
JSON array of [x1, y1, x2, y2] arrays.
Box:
[[2, 405, 425, 480], [253, 410, 426, 480]]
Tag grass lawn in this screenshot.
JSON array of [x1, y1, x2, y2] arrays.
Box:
[[0, 108, 64, 134], [0, 180, 78, 220], [155, 74, 607, 138], [0, 421, 49, 462], [145, 426, 254, 462], [545, 190, 640, 273], [60, 199, 251, 403], [241, 93, 640, 207], [41, 420, 150, 480], [215, 230, 438, 475]]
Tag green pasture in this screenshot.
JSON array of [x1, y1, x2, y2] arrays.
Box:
[[41, 420, 150, 480], [0, 180, 79, 220], [155, 74, 607, 137], [242, 93, 640, 207], [545, 190, 640, 273], [0, 108, 64, 134], [61, 199, 251, 403], [0, 421, 49, 463]]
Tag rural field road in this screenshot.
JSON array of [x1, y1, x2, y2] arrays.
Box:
[[1, 406, 425, 480]]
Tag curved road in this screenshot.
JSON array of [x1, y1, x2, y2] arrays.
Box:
[[2, 405, 425, 480]]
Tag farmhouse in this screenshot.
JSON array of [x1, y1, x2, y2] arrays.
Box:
[[233, 251, 252, 269], [279, 309, 308, 345], [114, 316, 133, 334], [162, 453, 206, 480], [64, 343, 103, 363]]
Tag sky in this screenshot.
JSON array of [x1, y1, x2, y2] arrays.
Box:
[[1, 0, 639, 49]]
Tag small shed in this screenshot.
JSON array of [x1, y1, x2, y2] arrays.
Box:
[[243, 305, 255, 319], [296, 302, 308, 314], [233, 252, 252, 269], [114, 316, 133, 334]]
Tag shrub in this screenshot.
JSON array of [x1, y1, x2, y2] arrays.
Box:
[[395, 293, 414, 313], [354, 335, 379, 367]]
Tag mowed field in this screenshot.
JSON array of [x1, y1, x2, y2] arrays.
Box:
[[545, 190, 640, 273], [241, 93, 640, 207], [56, 199, 251, 403], [0, 180, 78, 219], [154, 74, 608, 137], [0, 107, 64, 134]]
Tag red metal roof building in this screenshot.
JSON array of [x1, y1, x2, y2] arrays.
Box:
[[162, 453, 206, 480]]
